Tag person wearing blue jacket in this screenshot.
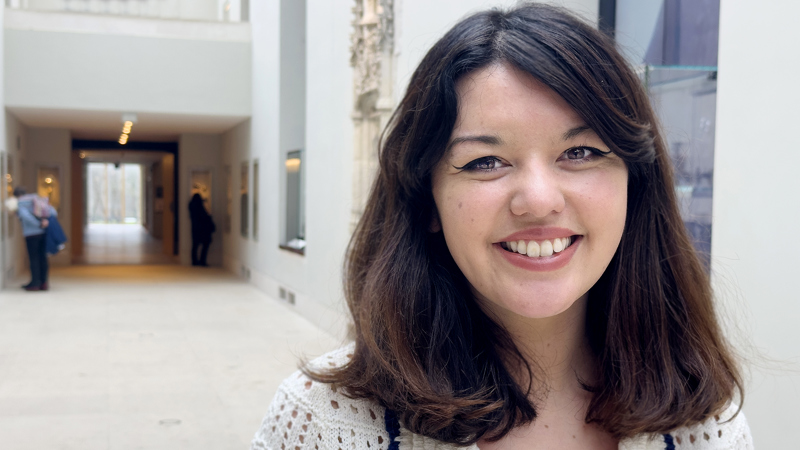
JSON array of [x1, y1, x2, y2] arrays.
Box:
[[11, 187, 54, 291]]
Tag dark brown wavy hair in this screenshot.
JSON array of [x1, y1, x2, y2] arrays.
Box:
[[309, 3, 742, 445]]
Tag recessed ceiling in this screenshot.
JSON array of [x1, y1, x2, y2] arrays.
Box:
[[80, 150, 167, 165], [7, 106, 249, 141]]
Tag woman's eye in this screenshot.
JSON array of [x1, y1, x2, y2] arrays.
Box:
[[566, 148, 591, 160], [561, 146, 606, 162], [457, 156, 505, 172]]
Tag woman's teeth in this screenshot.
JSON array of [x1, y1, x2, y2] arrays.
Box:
[[502, 237, 573, 258]]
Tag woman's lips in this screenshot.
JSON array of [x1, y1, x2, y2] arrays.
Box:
[[499, 226, 578, 242]]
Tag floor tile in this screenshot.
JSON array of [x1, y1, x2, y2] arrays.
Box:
[[0, 264, 339, 448]]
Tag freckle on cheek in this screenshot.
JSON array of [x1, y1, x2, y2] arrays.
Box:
[[458, 202, 462, 209]]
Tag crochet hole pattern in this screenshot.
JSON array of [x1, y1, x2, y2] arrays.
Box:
[[253, 349, 391, 450], [670, 412, 734, 449]]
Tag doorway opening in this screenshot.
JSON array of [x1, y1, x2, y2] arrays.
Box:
[[71, 141, 179, 265]]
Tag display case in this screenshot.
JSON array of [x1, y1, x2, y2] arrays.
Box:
[[616, 0, 721, 266]]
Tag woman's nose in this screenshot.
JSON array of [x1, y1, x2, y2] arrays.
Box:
[[508, 166, 566, 218]]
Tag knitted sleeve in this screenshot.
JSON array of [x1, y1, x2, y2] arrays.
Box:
[[251, 346, 393, 450]]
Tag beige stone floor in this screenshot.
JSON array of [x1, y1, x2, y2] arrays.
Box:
[[74, 224, 177, 265], [0, 265, 341, 450]]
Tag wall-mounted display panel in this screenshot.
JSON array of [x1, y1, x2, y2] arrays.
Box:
[[282, 150, 305, 253], [1, 153, 6, 241], [252, 160, 259, 241], [240, 161, 249, 238], [224, 165, 231, 234], [37, 166, 61, 211]]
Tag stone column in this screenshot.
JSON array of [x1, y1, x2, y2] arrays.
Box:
[[349, 0, 394, 232]]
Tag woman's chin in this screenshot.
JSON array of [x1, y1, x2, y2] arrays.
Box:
[[477, 290, 588, 324]]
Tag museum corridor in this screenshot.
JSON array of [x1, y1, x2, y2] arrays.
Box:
[[0, 265, 339, 450]]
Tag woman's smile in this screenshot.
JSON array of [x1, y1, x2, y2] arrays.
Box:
[[493, 227, 582, 271]]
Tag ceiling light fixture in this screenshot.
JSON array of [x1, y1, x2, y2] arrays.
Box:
[[119, 113, 137, 146]]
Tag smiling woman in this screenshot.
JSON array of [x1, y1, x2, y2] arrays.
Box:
[[252, 3, 751, 450]]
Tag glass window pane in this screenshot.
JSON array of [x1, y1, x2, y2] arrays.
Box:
[[86, 163, 143, 225], [123, 164, 142, 224]]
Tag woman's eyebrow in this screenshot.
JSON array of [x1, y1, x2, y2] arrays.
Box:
[[446, 135, 504, 152], [561, 125, 592, 141]]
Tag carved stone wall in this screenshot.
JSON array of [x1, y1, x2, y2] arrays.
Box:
[[349, 0, 394, 232]]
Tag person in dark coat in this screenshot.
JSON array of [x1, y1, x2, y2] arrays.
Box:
[[189, 193, 215, 266]]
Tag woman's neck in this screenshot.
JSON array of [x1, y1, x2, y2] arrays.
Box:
[[476, 295, 618, 450], [490, 294, 594, 395]]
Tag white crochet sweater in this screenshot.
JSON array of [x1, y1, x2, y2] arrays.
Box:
[[251, 346, 753, 450]]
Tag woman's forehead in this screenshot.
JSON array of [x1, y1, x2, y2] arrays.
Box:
[[451, 63, 589, 143]]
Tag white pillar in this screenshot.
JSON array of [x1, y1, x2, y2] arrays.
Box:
[[712, 1, 800, 447]]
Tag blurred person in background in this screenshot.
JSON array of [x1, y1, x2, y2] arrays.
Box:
[[189, 193, 215, 266], [6, 187, 56, 291]]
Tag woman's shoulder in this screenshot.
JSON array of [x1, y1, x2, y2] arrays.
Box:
[[251, 344, 392, 450], [269, 345, 359, 408], [621, 403, 753, 450], [669, 403, 753, 450]]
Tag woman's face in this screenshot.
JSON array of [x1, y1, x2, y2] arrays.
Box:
[[431, 63, 628, 324]]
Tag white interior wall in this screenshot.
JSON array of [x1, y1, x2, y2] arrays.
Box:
[[175, 0, 219, 22], [277, 0, 306, 246], [220, 0, 354, 340], [5, 15, 251, 118], [24, 127, 71, 267], [178, 133, 224, 267], [297, 0, 354, 336], [21, 0, 228, 22], [221, 120, 250, 275], [713, 1, 800, 448], [217, 0, 244, 21]]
